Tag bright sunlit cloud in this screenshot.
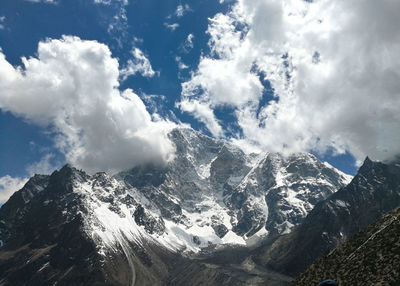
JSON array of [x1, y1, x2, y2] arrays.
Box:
[[179, 0, 400, 162], [0, 36, 176, 174]]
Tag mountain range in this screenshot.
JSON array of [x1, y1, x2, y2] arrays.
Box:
[[255, 157, 400, 277], [0, 128, 399, 285]]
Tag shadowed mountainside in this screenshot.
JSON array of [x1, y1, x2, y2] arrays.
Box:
[[255, 157, 400, 276], [291, 205, 400, 285]]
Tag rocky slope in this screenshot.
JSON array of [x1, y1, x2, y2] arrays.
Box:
[[117, 128, 352, 250], [0, 127, 352, 285], [291, 205, 400, 285], [256, 157, 400, 277]]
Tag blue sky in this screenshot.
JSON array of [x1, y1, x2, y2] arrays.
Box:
[[0, 0, 232, 177], [1, 0, 400, 201]]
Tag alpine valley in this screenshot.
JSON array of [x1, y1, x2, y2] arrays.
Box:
[[0, 128, 399, 285]]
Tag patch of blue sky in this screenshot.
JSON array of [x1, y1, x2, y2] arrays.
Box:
[[0, 0, 361, 178], [313, 150, 358, 176], [0, 111, 64, 177], [0, 0, 233, 177]]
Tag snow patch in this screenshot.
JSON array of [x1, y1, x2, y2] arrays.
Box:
[[38, 262, 49, 273], [323, 161, 353, 185], [197, 157, 217, 179], [335, 199, 348, 208], [222, 231, 246, 245]]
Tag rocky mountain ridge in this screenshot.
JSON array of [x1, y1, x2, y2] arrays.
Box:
[[0, 127, 353, 285], [292, 204, 400, 285], [114, 127, 352, 251], [256, 157, 400, 277]]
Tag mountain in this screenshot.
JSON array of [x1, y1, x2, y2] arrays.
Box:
[[291, 204, 400, 285], [256, 157, 400, 277], [0, 128, 351, 285], [118, 128, 352, 247]]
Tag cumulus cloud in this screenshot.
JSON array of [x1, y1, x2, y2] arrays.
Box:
[[0, 16, 5, 30], [0, 176, 28, 204], [25, 0, 56, 3], [120, 47, 157, 80], [175, 56, 188, 70], [93, 0, 111, 4], [179, 0, 400, 162], [26, 153, 60, 176], [164, 22, 180, 31], [175, 4, 191, 18], [178, 99, 223, 137], [0, 36, 176, 173], [180, 33, 195, 53]]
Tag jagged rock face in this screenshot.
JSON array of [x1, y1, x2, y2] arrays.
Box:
[[0, 166, 287, 286], [0, 174, 49, 246], [0, 127, 352, 285], [258, 157, 400, 276], [292, 205, 400, 286], [117, 128, 351, 248], [227, 152, 351, 237], [0, 167, 107, 286], [0, 166, 186, 286]]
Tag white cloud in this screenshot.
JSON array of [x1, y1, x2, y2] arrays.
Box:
[[178, 99, 223, 137], [0, 153, 63, 204], [181, 33, 195, 53], [175, 4, 191, 17], [0, 176, 28, 204], [164, 22, 180, 31], [0, 36, 176, 173], [179, 0, 400, 162], [182, 56, 263, 107], [0, 16, 5, 30], [94, 0, 109, 4], [104, 0, 129, 47], [25, 0, 56, 3], [93, 0, 128, 5], [187, 34, 194, 48], [175, 56, 188, 70], [93, 0, 111, 4], [120, 47, 156, 80], [26, 153, 60, 176]]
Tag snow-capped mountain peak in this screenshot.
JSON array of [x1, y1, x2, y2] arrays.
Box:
[[0, 127, 356, 286], [1, 128, 352, 258], [52, 128, 351, 255]]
